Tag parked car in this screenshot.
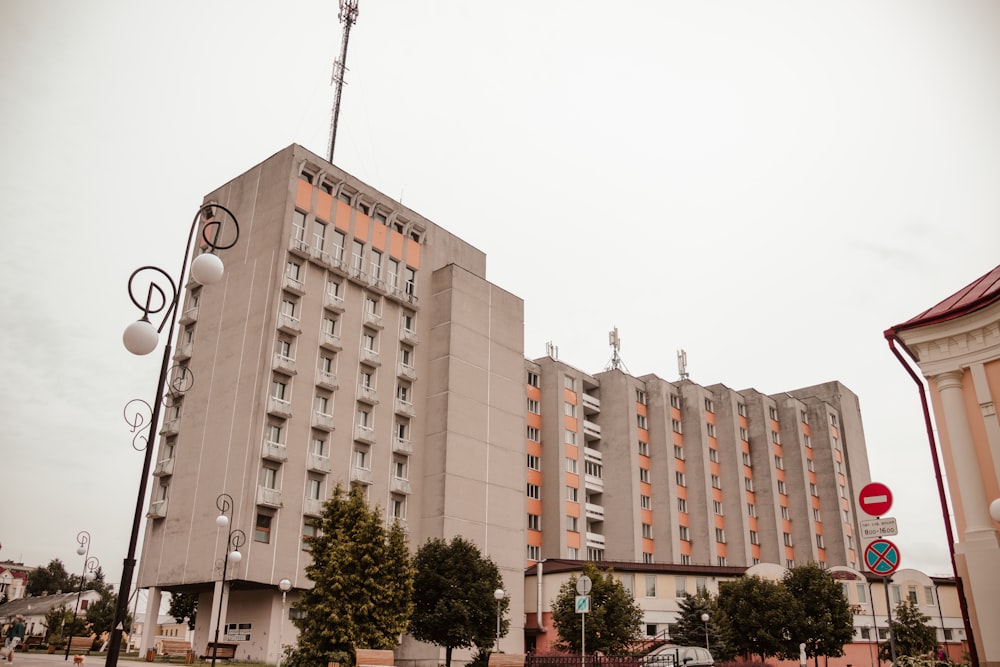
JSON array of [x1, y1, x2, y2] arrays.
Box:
[[642, 645, 714, 667]]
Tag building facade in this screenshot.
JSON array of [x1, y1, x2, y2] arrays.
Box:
[[135, 144, 890, 665]]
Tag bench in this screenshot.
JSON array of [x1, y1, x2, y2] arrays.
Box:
[[488, 654, 526, 667], [356, 649, 395, 667], [68, 636, 95, 653], [158, 639, 193, 661], [18, 636, 44, 651], [200, 642, 238, 661]]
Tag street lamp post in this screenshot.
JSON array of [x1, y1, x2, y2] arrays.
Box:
[[213, 494, 246, 667], [493, 589, 505, 651], [701, 613, 710, 651], [66, 532, 100, 661], [276, 578, 292, 667], [863, 624, 875, 667], [107, 204, 239, 667]]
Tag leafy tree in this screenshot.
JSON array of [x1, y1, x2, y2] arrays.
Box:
[[284, 484, 413, 667], [168, 592, 198, 630], [668, 591, 733, 660], [879, 601, 937, 663], [717, 575, 795, 661], [550, 563, 643, 655], [42, 606, 79, 645], [782, 563, 855, 662], [86, 589, 131, 640], [27, 559, 74, 596], [411, 536, 508, 667]]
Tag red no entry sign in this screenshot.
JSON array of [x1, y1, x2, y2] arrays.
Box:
[[864, 539, 900, 575], [859, 482, 893, 516]]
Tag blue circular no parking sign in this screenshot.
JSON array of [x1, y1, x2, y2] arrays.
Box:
[[864, 538, 900, 575]]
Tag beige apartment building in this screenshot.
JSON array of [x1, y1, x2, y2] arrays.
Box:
[[135, 143, 897, 665]]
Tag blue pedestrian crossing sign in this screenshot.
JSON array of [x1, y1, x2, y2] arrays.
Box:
[[576, 595, 590, 613], [864, 538, 900, 575]]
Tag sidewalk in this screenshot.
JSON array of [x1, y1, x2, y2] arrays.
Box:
[[8, 654, 151, 667]]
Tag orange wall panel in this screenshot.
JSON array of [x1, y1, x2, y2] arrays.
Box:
[[527, 531, 542, 547], [642, 538, 654, 552], [527, 498, 542, 515], [354, 216, 370, 242], [389, 229, 404, 259], [372, 221, 388, 251], [564, 416, 578, 432], [641, 509, 652, 523], [334, 200, 352, 232], [566, 501, 580, 518], [527, 413, 542, 429], [564, 443, 579, 459], [295, 180, 313, 211], [527, 441, 542, 457], [636, 403, 647, 417], [567, 531, 581, 549], [406, 238, 420, 269], [565, 472, 579, 487], [563, 388, 577, 404], [527, 469, 542, 485], [527, 385, 542, 400], [316, 189, 334, 222]]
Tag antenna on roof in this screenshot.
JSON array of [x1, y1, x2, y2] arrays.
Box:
[[677, 349, 689, 380], [605, 327, 630, 373], [328, 0, 360, 163]]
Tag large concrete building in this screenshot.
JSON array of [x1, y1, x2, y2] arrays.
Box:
[[135, 144, 886, 665]]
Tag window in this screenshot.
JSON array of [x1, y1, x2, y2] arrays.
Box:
[[354, 447, 369, 470], [369, 248, 382, 280], [750, 530, 759, 545], [810, 483, 818, 496], [743, 452, 752, 466], [302, 521, 317, 550], [271, 378, 288, 400], [564, 376, 575, 390], [679, 526, 690, 541], [715, 528, 726, 543], [565, 430, 577, 445], [397, 384, 411, 403], [677, 498, 687, 512], [281, 298, 297, 319], [526, 483, 540, 499], [744, 477, 754, 491], [359, 367, 375, 389], [816, 534, 824, 548], [638, 440, 649, 456], [527, 514, 540, 531], [704, 398, 714, 413], [709, 448, 719, 462], [527, 545, 541, 561], [306, 478, 321, 500], [362, 331, 377, 352], [566, 457, 578, 473], [266, 423, 284, 445], [636, 390, 647, 405], [671, 394, 681, 409], [645, 576, 656, 597], [311, 436, 327, 457], [674, 445, 684, 460], [706, 422, 716, 437], [696, 577, 707, 593], [567, 487, 578, 501], [713, 500, 723, 515], [830, 414, 838, 427], [783, 532, 793, 547], [292, 210, 306, 240], [777, 480, 787, 494], [352, 240, 365, 272], [642, 523, 652, 538], [637, 414, 648, 429], [924, 586, 935, 605], [675, 577, 687, 596], [771, 430, 781, 444], [356, 409, 371, 428], [747, 503, 756, 517], [891, 585, 901, 604], [527, 371, 539, 387], [331, 230, 346, 261], [804, 434, 812, 448], [565, 402, 576, 417], [527, 426, 540, 442], [393, 458, 408, 480], [262, 465, 279, 489], [396, 421, 409, 440], [315, 394, 331, 416], [254, 513, 272, 543], [672, 419, 682, 434], [402, 311, 416, 333], [286, 260, 302, 281], [675, 472, 686, 487], [774, 455, 783, 470], [857, 583, 868, 604], [639, 467, 650, 482], [813, 508, 822, 522], [781, 506, 790, 519], [365, 296, 379, 316], [404, 267, 416, 295], [769, 406, 778, 421], [737, 402, 747, 417], [527, 398, 540, 414], [640, 494, 651, 509], [313, 220, 327, 250], [390, 496, 406, 520], [711, 475, 720, 489], [567, 515, 579, 531], [739, 427, 748, 441], [276, 337, 293, 360], [907, 586, 918, 604], [527, 454, 540, 470]]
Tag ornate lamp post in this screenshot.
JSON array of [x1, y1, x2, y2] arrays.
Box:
[[212, 493, 246, 667], [701, 612, 710, 651], [493, 588, 505, 650], [66, 531, 100, 660], [276, 578, 292, 667], [107, 204, 240, 667]]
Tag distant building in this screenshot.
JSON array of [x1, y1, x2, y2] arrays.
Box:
[[886, 263, 1000, 666], [0, 562, 32, 603], [0, 591, 101, 641], [134, 144, 894, 665]]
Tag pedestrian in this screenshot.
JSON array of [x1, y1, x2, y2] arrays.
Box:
[[4, 615, 25, 663]]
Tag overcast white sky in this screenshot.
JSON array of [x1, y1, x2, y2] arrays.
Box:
[[2, 1, 999, 591]]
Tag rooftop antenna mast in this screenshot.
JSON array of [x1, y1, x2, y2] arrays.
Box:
[[605, 327, 630, 373], [328, 0, 359, 163], [677, 349, 689, 380]]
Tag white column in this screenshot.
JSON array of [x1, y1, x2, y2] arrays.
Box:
[[139, 587, 161, 656], [934, 371, 994, 534], [207, 580, 224, 641]]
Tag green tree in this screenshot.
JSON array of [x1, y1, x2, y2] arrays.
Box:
[[411, 536, 507, 667], [668, 592, 733, 660], [27, 559, 74, 596], [782, 563, 855, 662], [284, 484, 413, 667], [879, 601, 937, 663], [717, 575, 795, 661], [168, 592, 198, 630], [42, 606, 75, 645], [86, 589, 131, 640], [550, 563, 643, 655]]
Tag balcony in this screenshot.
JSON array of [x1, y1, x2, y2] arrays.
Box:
[[179, 305, 199, 325], [277, 313, 302, 335], [307, 453, 332, 473], [174, 341, 192, 361], [316, 370, 339, 390], [256, 486, 283, 508], [585, 474, 604, 493], [282, 274, 306, 296], [363, 309, 383, 329], [324, 291, 345, 312], [586, 531, 606, 549], [360, 347, 381, 366], [583, 420, 602, 440], [397, 362, 417, 382], [160, 418, 180, 436], [303, 498, 324, 517], [394, 398, 416, 418], [147, 499, 168, 519], [585, 502, 605, 521], [390, 477, 412, 495], [288, 231, 310, 258], [582, 393, 601, 414], [392, 436, 413, 455], [400, 327, 419, 346], [262, 440, 288, 462], [354, 424, 376, 444], [584, 446, 603, 463], [313, 411, 335, 432], [267, 396, 292, 418], [152, 458, 174, 477], [324, 248, 347, 274], [351, 466, 374, 485], [367, 276, 388, 294], [273, 353, 297, 375], [320, 332, 342, 351], [357, 385, 379, 405]]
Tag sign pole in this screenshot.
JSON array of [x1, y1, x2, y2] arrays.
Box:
[[882, 577, 898, 666]]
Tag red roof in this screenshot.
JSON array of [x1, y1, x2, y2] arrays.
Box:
[[886, 264, 1000, 334]]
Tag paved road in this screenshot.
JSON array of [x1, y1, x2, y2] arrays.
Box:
[[7, 654, 151, 667]]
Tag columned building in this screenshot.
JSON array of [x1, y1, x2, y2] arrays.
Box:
[[886, 264, 1000, 667]]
